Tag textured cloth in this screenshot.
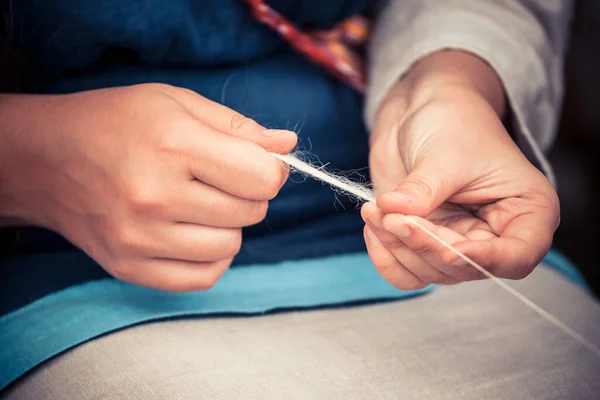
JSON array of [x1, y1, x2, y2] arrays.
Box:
[[242, 0, 370, 92], [0, 253, 432, 391], [0, 249, 587, 392], [3, 265, 599, 400]]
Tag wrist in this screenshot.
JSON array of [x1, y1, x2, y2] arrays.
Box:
[[0, 94, 61, 227], [408, 50, 505, 115], [372, 50, 507, 147], [377, 50, 506, 127]]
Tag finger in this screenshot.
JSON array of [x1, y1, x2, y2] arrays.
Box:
[[364, 225, 428, 292], [361, 202, 409, 247], [362, 203, 457, 284], [450, 232, 551, 281], [363, 205, 458, 285], [446, 194, 558, 280], [376, 158, 461, 218], [166, 87, 298, 154], [168, 182, 269, 228], [382, 214, 485, 282], [113, 257, 233, 292], [185, 125, 289, 200], [154, 224, 242, 263]]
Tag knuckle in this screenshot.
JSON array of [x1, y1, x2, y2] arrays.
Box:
[[160, 280, 203, 293], [427, 274, 449, 284], [510, 264, 535, 280], [453, 269, 481, 282], [247, 201, 269, 224], [375, 257, 400, 275], [226, 112, 254, 135], [203, 262, 230, 288], [155, 270, 217, 293], [241, 152, 286, 200], [201, 275, 220, 290], [440, 251, 457, 266], [219, 230, 242, 258], [110, 222, 155, 256], [127, 185, 167, 216], [381, 237, 406, 250], [411, 241, 435, 255], [484, 266, 502, 281], [193, 280, 217, 292], [407, 175, 435, 203], [113, 225, 142, 252], [155, 127, 187, 157], [397, 280, 427, 291], [482, 242, 503, 277], [257, 171, 283, 200], [109, 260, 137, 283], [169, 279, 214, 293], [172, 260, 232, 292]]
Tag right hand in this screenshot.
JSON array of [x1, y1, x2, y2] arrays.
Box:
[[0, 84, 297, 291]]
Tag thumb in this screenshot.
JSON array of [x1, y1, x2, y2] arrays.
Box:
[[172, 87, 298, 154], [376, 160, 460, 217]]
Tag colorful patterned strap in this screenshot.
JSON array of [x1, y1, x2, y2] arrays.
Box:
[[242, 0, 370, 93]]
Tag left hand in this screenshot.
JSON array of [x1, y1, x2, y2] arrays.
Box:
[[363, 51, 560, 291]]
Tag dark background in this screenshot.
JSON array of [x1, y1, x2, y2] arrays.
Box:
[[550, 0, 599, 297]]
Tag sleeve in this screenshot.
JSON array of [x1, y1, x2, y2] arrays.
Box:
[[364, 0, 574, 184]]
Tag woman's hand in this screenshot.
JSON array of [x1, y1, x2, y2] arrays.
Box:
[[0, 84, 297, 291], [364, 51, 560, 290]]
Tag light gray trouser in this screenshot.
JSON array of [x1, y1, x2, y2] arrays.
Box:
[[3, 265, 600, 400]]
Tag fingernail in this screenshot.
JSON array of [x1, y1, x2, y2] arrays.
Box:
[[366, 228, 380, 245], [393, 223, 411, 238], [263, 129, 295, 136]]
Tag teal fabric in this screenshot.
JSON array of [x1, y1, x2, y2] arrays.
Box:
[[0, 249, 587, 392], [0, 252, 432, 391], [542, 249, 590, 291]]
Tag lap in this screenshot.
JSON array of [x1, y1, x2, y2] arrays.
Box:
[[3, 265, 600, 400]]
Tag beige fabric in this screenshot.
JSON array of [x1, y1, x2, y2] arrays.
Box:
[[2, 265, 600, 400], [366, 0, 574, 184]]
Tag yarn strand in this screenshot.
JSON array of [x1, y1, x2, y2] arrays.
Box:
[[272, 151, 600, 359], [271, 153, 376, 202]]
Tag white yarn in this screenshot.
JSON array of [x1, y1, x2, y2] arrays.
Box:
[[271, 153, 376, 202], [271, 151, 600, 358]]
